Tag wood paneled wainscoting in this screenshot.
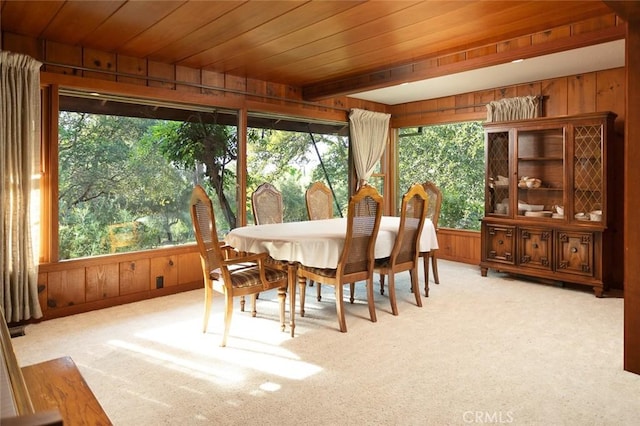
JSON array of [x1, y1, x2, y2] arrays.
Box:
[[434, 228, 481, 265], [36, 245, 203, 320]]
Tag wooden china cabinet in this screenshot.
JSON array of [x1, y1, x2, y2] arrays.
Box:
[[479, 112, 622, 297]]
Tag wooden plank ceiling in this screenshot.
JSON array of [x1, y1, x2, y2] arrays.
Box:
[[1, 0, 617, 100]]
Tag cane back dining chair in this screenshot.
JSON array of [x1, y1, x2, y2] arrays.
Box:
[[375, 183, 428, 314], [306, 181, 333, 220], [419, 181, 442, 294], [297, 184, 383, 332], [190, 185, 288, 347], [251, 182, 284, 225], [304, 181, 333, 294]]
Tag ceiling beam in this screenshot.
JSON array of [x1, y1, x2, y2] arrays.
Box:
[[302, 25, 625, 101]]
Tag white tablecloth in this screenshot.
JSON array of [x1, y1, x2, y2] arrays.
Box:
[[225, 216, 438, 269]]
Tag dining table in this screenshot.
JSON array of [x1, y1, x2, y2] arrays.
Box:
[[224, 216, 439, 336]]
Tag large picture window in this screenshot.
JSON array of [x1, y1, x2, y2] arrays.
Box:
[[245, 113, 349, 223], [397, 121, 484, 230], [58, 92, 239, 259], [56, 93, 350, 260]]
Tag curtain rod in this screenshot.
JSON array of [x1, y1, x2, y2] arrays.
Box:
[[41, 60, 350, 113]]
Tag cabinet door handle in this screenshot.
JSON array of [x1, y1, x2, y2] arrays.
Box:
[[498, 239, 503, 245], [532, 243, 538, 249], [571, 247, 578, 253]]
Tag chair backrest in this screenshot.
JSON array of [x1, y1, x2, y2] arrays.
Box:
[[251, 182, 283, 225], [422, 181, 442, 228], [391, 183, 428, 265], [306, 181, 333, 220], [190, 185, 225, 277], [338, 184, 383, 279]]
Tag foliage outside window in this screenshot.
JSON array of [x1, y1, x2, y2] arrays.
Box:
[[397, 122, 484, 230], [58, 95, 238, 260], [246, 119, 349, 223], [57, 94, 349, 260]]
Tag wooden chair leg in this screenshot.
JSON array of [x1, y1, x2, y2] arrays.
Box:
[[423, 252, 430, 297], [349, 282, 355, 304], [298, 276, 307, 317], [335, 284, 347, 332], [221, 294, 234, 347], [203, 284, 213, 333], [251, 294, 257, 317], [379, 273, 386, 295], [388, 273, 398, 316], [366, 277, 377, 323], [278, 286, 286, 332], [411, 268, 422, 307], [317, 282, 322, 301], [240, 295, 245, 312], [432, 251, 440, 284]]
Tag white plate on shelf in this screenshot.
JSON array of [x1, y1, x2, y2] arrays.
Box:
[[518, 202, 544, 211], [524, 210, 553, 217], [575, 213, 590, 221]]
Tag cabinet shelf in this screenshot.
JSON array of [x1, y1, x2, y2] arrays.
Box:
[[518, 156, 563, 161], [518, 187, 563, 191]]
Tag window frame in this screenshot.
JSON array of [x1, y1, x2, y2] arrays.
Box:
[[41, 82, 352, 263]]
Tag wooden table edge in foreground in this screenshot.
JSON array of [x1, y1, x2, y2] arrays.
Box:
[[21, 356, 112, 425]]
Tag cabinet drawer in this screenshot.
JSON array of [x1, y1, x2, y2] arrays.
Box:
[[485, 224, 515, 265], [556, 231, 594, 277], [518, 228, 552, 271]]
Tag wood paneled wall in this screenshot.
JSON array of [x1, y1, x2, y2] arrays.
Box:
[[436, 229, 482, 265], [37, 246, 202, 320], [390, 68, 626, 129]]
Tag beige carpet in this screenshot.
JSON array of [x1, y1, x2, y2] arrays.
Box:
[[11, 260, 640, 425]]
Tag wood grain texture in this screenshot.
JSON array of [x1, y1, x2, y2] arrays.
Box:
[[21, 356, 111, 425], [620, 4, 640, 374], [0, 0, 616, 93]]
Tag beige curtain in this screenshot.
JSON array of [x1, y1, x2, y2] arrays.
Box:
[[1, 52, 43, 322], [486, 95, 541, 122], [349, 108, 390, 187]]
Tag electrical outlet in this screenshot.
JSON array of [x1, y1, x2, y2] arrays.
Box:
[[156, 276, 164, 289]]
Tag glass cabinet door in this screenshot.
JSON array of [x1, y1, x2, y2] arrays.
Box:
[[515, 128, 564, 219], [486, 131, 510, 216], [572, 124, 603, 223]]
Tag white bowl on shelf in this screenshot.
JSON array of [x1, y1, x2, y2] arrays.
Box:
[[589, 210, 602, 221]]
